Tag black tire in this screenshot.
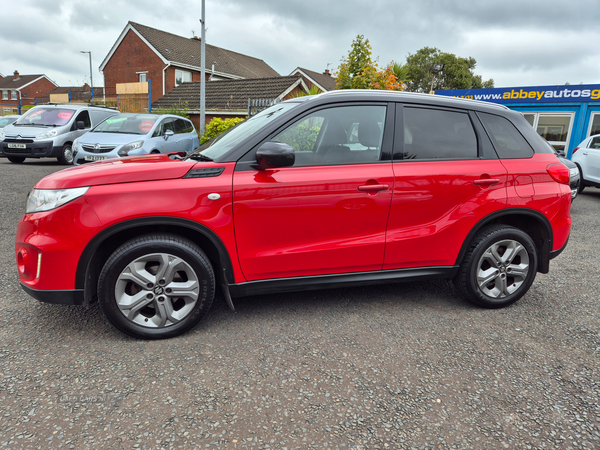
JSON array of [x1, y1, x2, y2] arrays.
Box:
[[57, 143, 74, 165], [98, 234, 215, 339], [454, 225, 538, 308], [575, 164, 585, 194], [7, 156, 25, 163]]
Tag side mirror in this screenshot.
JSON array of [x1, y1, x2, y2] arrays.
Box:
[[76, 121, 86, 130], [255, 142, 295, 169], [164, 130, 175, 139]]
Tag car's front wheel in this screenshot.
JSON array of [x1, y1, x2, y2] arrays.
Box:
[[98, 234, 215, 339], [57, 143, 74, 165], [7, 156, 25, 163], [454, 225, 538, 308]]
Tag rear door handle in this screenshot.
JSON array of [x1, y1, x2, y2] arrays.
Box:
[[473, 178, 500, 186], [358, 184, 389, 192]]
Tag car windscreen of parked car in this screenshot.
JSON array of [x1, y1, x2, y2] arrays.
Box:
[[15, 108, 75, 127], [197, 102, 300, 160], [92, 114, 159, 135], [0, 116, 19, 128]]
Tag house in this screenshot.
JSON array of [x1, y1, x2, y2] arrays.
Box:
[[47, 84, 105, 104], [151, 75, 309, 129], [289, 67, 337, 92], [100, 21, 280, 105], [0, 71, 58, 115]]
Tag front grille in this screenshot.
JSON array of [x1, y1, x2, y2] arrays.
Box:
[[81, 144, 116, 154], [3, 138, 34, 144]]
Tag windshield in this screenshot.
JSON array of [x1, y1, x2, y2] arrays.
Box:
[[16, 108, 75, 127], [197, 102, 300, 160], [92, 114, 158, 135], [0, 117, 17, 128]]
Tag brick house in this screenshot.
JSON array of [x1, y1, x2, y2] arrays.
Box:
[[151, 75, 309, 129], [0, 71, 58, 115], [289, 67, 337, 92], [100, 22, 280, 105]]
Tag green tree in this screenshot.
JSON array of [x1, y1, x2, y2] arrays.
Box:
[[335, 35, 379, 90], [335, 35, 404, 91], [403, 47, 494, 93]]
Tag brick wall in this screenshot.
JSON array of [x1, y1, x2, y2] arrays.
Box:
[[103, 29, 168, 103], [21, 78, 57, 105]]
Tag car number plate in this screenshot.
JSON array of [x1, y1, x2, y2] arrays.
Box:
[[84, 155, 108, 162], [7, 143, 26, 149]]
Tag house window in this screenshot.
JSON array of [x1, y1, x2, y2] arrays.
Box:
[[11, 91, 17, 100], [175, 69, 192, 87], [1, 91, 7, 100], [138, 73, 147, 83]]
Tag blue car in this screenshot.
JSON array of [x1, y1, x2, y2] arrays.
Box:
[[73, 113, 200, 165]]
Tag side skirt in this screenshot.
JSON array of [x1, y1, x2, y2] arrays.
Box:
[[228, 266, 459, 298]]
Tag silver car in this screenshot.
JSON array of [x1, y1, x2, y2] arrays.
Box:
[[0, 105, 118, 164], [73, 113, 200, 165]]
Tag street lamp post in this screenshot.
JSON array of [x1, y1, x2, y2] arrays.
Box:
[[80, 51, 93, 103], [429, 62, 444, 94]]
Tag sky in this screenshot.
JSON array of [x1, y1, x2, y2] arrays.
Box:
[[1, 0, 599, 89]]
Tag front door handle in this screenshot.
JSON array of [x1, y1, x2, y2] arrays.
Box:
[[473, 178, 500, 186], [358, 184, 389, 192]]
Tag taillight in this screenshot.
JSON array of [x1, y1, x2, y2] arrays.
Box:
[[572, 147, 579, 154], [547, 163, 570, 185]]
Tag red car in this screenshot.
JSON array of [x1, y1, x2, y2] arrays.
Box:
[[16, 91, 572, 339]]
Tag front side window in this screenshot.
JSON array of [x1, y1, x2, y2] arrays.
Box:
[[271, 105, 386, 166], [398, 107, 477, 160], [175, 69, 192, 87], [73, 111, 91, 129]]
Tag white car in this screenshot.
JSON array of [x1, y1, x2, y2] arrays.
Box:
[[571, 134, 600, 193]]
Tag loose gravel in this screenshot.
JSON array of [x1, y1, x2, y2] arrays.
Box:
[[0, 159, 598, 449]]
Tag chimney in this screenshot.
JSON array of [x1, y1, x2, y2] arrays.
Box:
[[323, 69, 331, 76], [13, 70, 20, 81]]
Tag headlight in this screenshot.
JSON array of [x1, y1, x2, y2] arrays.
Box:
[[118, 140, 144, 156], [26, 187, 89, 213], [0, 131, 5, 140], [35, 129, 58, 140]]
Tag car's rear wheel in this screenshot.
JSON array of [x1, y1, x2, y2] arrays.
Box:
[[7, 156, 25, 163], [98, 234, 215, 339], [575, 164, 586, 194], [454, 225, 538, 308]]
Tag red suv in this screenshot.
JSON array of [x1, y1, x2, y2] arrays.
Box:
[[16, 91, 572, 339]]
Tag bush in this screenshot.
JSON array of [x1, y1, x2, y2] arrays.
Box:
[[200, 117, 245, 144]]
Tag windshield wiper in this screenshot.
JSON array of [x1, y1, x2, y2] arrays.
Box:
[[187, 152, 213, 162]]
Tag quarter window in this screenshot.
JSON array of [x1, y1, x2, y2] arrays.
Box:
[[398, 107, 477, 160], [479, 113, 534, 158], [271, 105, 386, 167]]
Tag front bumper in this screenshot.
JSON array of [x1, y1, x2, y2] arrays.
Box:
[[1, 140, 60, 158]]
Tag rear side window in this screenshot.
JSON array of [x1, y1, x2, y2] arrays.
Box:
[[175, 119, 194, 134], [398, 107, 477, 160], [478, 113, 534, 159], [589, 137, 600, 149]]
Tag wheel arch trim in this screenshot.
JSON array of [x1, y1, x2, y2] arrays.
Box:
[[455, 209, 554, 273], [75, 217, 235, 299]]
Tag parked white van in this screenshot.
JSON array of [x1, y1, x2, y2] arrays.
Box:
[[0, 104, 119, 164]]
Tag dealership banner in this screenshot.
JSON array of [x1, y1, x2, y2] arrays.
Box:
[[435, 84, 600, 104]]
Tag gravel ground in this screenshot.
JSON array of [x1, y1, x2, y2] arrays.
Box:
[[0, 158, 599, 449]]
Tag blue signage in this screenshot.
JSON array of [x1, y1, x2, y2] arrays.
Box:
[[435, 84, 600, 104]]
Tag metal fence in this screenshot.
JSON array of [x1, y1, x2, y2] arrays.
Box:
[[248, 98, 279, 117]]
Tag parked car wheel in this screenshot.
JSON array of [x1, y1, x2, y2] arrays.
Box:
[[98, 234, 215, 339], [7, 156, 25, 164], [57, 143, 74, 165], [575, 165, 586, 194], [454, 225, 538, 308]]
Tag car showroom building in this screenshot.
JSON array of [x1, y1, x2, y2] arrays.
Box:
[[435, 84, 600, 158]]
